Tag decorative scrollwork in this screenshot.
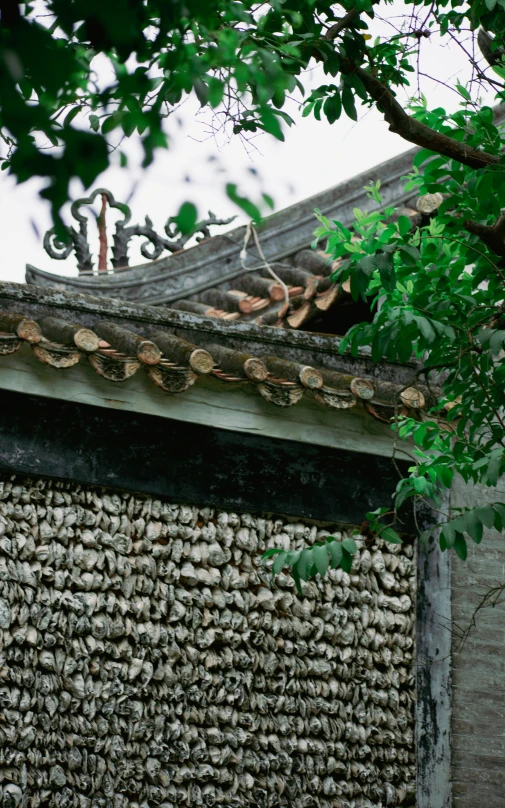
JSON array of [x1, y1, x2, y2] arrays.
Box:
[[42, 189, 236, 275]]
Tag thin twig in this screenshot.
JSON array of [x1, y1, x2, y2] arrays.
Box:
[[240, 223, 290, 308]]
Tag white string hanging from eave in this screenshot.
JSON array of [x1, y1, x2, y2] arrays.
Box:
[[240, 222, 290, 309]]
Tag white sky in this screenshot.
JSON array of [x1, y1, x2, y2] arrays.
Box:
[[0, 3, 495, 283]]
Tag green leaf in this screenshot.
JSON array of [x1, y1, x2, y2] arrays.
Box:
[[476, 505, 495, 529], [121, 113, 136, 138], [482, 449, 502, 486], [63, 106, 82, 127], [60, 129, 108, 188], [327, 541, 343, 568], [453, 533, 468, 560], [89, 114, 100, 133], [416, 316, 436, 343], [19, 79, 32, 100], [366, 507, 389, 520], [297, 549, 313, 581], [381, 527, 403, 545], [313, 544, 329, 577], [441, 521, 456, 548], [323, 93, 341, 124], [46, 130, 59, 147], [455, 83, 471, 101], [464, 509, 484, 544], [413, 148, 437, 169], [438, 465, 454, 488], [285, 549, 301, 566], [493, 503, 505, 526], [399, 243, 420, 263], [346, 71, 368, 101], [342, 538, 358, 554], [413, 475, 428, 494], [376, 252, 395, 291], [492, 63, 505, 80], [292, 565, 303, 595], [273, 551, 288, 574], [261, 547, 284, 559], [174, 202, 198, 235], [102, 113, 123, 135], [226, 184, 261, 222], [342, 86, 357, 122], [489, 331, 505, 355], [356, 0, 373, 11], [340, 548, 353, 572], [193, 78, 209, 107], [397, 215, 412, 238], [259, 108, 284, 141]]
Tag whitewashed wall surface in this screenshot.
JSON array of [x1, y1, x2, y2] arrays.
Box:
[[0, 476, 416, 808]]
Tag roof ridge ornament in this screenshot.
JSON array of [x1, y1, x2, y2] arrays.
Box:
[[42, 188, 235, 275]]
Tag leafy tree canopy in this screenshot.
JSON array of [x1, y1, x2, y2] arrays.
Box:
[[0, 1, 503, 222], [2, 0, 505, 581]]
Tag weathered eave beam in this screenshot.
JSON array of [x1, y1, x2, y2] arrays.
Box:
[[0, 280, 418, 385]]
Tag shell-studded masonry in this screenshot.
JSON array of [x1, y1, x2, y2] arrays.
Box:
[[0, 476, 416, 808]]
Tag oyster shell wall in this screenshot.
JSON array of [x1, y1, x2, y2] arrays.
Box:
[[0, 476, 416, 807]]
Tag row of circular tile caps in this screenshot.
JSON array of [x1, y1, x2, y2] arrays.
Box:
[[0, 311, 427, 411]]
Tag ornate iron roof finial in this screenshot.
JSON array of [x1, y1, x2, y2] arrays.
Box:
[[43, 189, 236, 275]]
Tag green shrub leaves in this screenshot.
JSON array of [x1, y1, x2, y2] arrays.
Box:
[[263, 526, 402, 592], [262, 536, 357, 593]]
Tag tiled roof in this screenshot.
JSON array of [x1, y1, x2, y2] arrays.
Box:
[[24, 106, 505, 333], [0, 282, 433, 418], [167, 248, 347, 330], [25, 150, 422, 333]]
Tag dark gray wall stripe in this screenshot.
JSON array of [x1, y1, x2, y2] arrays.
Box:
[[0, 389, 413, 528], [416, 495, 452, 808]]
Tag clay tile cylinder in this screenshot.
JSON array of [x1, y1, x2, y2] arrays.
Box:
[[320, 369, 355, 393], [199, 289, 242, 314], [316, 276, 334, 294], [400, 386, 425, 409], [149, 330, 214, 374], [0, 312, 42, 344], [293, 249, 332, 276], [206, 344, 268, 381], [255, 305, 286, 327], [350, 377, 375, 400], [41, 316, 100, 352], [94, 322, 161, 365], [416, 192, 443, 215], [259, 266, 319, 299], [314, 284, 341, 312], [170, 300, 217, 317], [235, 273, 285, 302], [286, 299, 313, 329], [263, 356, 323, 389]]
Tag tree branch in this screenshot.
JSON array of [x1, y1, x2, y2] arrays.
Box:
[[346, 63, 501, 170], [455, 580, 505, 652], [324, 8, 359, 41], [464, 211, 505, 257], [478, 28, 505, 69], [318, 7, 499, 171]]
